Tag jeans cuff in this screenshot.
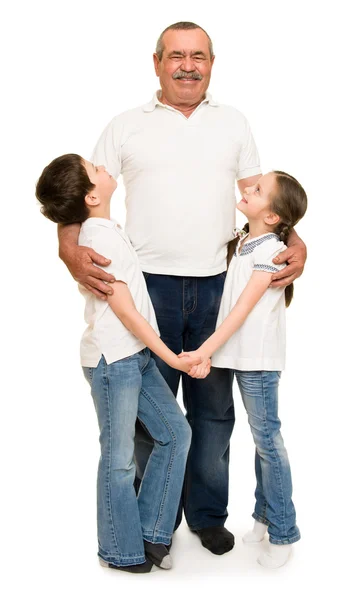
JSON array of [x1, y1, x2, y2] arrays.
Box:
[[269, 532, 301, 545], [142, 530, 172, 545], [252, 512, 270, 526], [98, 551, 146, 567]]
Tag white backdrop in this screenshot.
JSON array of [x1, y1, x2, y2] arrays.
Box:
[[1, 1, 351, 598]]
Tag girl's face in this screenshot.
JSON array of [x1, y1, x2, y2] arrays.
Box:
[[237, 172, 278, 223], [84, 160, 117, 201]]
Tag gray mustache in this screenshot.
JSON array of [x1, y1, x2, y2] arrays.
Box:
[[172, 70, 203, 80]]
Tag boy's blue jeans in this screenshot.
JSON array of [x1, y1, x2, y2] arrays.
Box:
[[83, 348, 191, 567], [235, 370, 300, 545]]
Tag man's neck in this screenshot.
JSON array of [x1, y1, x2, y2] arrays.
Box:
[[158, 92, 206, 118]]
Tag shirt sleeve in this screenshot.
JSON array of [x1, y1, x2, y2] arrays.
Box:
[[81, 228, 128, 283], [91, 115, 124, 179], [253, 239, 287, 274], [237, 117, 261, 181]]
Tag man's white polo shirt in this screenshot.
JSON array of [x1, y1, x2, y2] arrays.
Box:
[[78, 218, 159, 367], [92, 92, 261, 277]]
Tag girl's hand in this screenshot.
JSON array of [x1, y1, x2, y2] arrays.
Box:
[[178, 351, 211, 378], [188, 359, 211, 379], [176, 355, 203, 374]]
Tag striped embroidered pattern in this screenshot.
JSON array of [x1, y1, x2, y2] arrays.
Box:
[[239, 233, 280, 256], [253, 264, 279, 273]]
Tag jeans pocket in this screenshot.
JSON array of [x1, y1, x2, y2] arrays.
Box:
[[82, 366, 94, 385]]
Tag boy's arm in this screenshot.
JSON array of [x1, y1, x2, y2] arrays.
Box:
[[108, 280, 202, 373], [183, 271, 272, 376], [58, 224, 116, 300]]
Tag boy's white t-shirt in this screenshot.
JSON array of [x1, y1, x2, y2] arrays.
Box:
[[78, 217, 159, 367], [211, 233, 287, 371]]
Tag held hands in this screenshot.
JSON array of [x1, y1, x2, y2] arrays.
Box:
[[178, 351, 211, 379], [175, 354, 205, 374]]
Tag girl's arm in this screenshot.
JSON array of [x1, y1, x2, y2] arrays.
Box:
[[108, 280, 203, 373], [184, 270, 273, 377]]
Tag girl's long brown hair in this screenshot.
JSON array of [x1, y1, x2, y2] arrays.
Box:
[[227, 171, 307, 307]]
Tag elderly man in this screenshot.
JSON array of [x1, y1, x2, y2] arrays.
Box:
[[59, 22, 306, 555]]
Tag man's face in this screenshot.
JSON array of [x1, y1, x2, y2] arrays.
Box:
[[153, 28, 215, 106]]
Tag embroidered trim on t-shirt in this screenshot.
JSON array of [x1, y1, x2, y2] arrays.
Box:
[[253, 264, 279, 273], [239, 233, 280, 256]]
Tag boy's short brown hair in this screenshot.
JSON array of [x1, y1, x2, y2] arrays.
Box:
[[35, 153, 94, 224]]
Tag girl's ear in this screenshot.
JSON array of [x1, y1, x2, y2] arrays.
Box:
[[85, 193, 100, 207], [264, 212, 280, 226]]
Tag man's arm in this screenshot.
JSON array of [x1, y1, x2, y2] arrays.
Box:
[[58, 224, 115, 299], [271, 229, 307, 287], [58, 116, 123, 299]]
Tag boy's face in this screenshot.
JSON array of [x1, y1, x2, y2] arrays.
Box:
[[84, 161, 117, 201]]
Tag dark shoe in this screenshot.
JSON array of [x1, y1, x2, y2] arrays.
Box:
[[99, 556, 156, 573], [144, 540, 172, 569], [193, 526, 235, 555]]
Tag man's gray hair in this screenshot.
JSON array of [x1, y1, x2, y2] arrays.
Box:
[[155, 21, 214, 60]]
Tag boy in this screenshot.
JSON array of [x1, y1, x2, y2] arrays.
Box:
[[36, 154, 205, 573]]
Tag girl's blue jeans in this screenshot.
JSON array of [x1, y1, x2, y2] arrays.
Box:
[[235, 370, 300, 545], [83, 348, 192, 567]]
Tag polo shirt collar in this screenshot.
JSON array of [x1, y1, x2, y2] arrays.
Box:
[[81, 217, 117, 229], [143, 90, 219, 112]]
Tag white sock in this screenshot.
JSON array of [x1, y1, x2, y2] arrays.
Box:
[[257, 542, 292, 568], [242, 520, 268, 543]]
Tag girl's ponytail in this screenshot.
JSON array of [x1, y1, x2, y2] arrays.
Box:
[[227, 223, 249, 267], [275, 221, 293, 307]]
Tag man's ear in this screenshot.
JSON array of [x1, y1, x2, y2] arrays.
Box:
[[153, 53, 160, 76], [264, 212, 280, 226], [85, 193, 100, 207]]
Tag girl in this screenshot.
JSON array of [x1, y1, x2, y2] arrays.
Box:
[[35, 154, 205, 573], [182, 170, 307, 568]]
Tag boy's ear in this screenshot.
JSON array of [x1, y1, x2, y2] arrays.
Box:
[[85, 193, 100, 207], [264, 212, 280, 226]]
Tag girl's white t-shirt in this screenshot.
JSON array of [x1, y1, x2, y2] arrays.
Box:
[[78, 217, 159, 367], [211, 233, 287, 371]]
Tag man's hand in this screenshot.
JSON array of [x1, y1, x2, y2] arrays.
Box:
[[271, 239, 307, 288], [178, 351, 211, 378], [60, 244, 116, 300]]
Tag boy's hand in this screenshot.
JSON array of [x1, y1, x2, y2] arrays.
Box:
[[175, 355, 203, 373], [188, 359, 212, 379], [60, 244, 115, 300], [178, 351, 211, 379]]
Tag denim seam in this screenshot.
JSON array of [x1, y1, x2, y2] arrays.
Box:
[[98, 550, 146, 567], [182, 277, 197, 315], [103, 360, 119, 555], [261, 372, 288, 538], [139, 386, 176, 539]]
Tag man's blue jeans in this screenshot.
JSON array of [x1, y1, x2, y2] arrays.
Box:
[[235, 370, 300, 544], [135, 273, 235, 530], [83, 349, 191, 566]]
